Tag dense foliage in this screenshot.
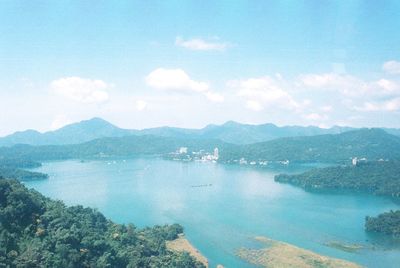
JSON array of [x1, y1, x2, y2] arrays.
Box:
[[0, 179, 204, 267], [0, 158, 41, 169], [275, 161, 400, 197], [365, 210, 400, 237], [220, 128, 400, 163], [0, 167, 48, 181], [0, 158, 47, 181]]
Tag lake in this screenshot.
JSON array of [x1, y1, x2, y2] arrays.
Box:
[[25, 158, 400, 267]]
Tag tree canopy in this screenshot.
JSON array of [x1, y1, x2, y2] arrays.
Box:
[[0, 178, 204, 267]]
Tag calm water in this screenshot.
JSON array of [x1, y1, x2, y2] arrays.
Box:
[[25, 158, 400, 267]]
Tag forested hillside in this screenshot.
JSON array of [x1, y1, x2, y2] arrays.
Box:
[[220, 129, 400, 163], [366, 210, 400, 238], [0, 135, 233, 161], [0, 158, 47, 180], [0, 179, 204, 267], [275, 161, 400, 197], [1, 129, 400, 165]]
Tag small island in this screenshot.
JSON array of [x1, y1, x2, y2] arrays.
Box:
[[365, 210, 400, 238]]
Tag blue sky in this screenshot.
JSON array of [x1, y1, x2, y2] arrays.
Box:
[[0, 1, 400, 135]]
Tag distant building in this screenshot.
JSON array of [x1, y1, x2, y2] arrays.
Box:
[[179, 147, 188, 154], [352, 157, 367, 166], [213, 148, 219, 160]]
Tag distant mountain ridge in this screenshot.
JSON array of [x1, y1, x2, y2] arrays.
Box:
[[0, 117, 399, 147], [220, 128, 400, 163], [1, 128, 399, 164], [0, 118, 136, 147]]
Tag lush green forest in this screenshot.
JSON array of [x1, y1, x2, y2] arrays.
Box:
[[0, 158, 41, 169], [275, 161, 400, 197], [220, 128, 400, 163], [365, 210, 400, 238], [0, 158, 47, 181], [0, 167, 48, 181], [0, 178, 204, 267]]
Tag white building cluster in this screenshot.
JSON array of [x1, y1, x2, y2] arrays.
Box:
[[170, 147, 219, 162]]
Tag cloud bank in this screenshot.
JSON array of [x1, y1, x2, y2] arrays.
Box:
[[175, 36, 229, 51], [51, 77, 110, 103], [145, 68, 224, 102], [383, 60, 400, 75]]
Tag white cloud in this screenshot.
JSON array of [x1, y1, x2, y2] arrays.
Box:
[[354, 98, 400, 112], [204, 91, 224, 102], [229, 76, 300, 111], [136, 100, 148, 111], [51, 76, 110, 103], [355, 102, 380, 112], [383, 60, 400, 75], [303, 113, 327, 121], [246, 100, 263, 111], [298, 73, 365, 96], [375, 79, 400, 94], [145, 68, 208, 92], [320, 105, 333, 112], [145, 68, 224, 102], [298, 72, 400, 98], [175, 36, 229, 51], [384, 98, 400, 111], [50, 115, 72, 130]]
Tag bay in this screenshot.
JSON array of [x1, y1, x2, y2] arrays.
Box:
[[25, 158, 400, 267]]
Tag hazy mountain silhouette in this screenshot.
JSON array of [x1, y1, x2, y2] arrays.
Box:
[[0, 117, 399, 146]]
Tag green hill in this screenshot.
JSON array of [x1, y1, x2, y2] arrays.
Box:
[[0, 118, 136, 147], [0, 178, 204, 267], [1, 128, 400, 165], [0, 158, 47, 181], [275, 161, 400, 197], [0, 118, 362, 146], [220, 128, 400, 163], [366, 210, 400, 238]]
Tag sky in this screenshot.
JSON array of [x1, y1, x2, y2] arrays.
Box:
[[1, 1, 400, 136]]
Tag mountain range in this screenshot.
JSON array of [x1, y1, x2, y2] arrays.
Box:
[[1, 128, 400, 164], [0, 117, 400, 147]]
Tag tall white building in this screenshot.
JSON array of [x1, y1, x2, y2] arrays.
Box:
[[213, 147, 219, 159], [179, 147, 188, 154]]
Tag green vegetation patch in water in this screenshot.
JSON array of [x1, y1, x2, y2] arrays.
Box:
[[236, 236, 363, 268], [324, 241, 364, 253]]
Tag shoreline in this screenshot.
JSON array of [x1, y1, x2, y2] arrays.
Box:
[[166, 234, 209, 267]]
